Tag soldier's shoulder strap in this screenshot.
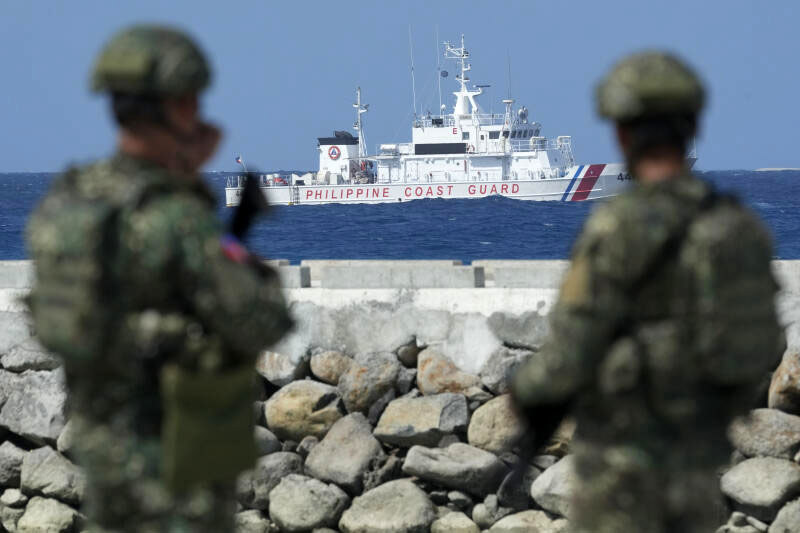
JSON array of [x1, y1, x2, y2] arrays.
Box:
[[628, 186, 734, 295]]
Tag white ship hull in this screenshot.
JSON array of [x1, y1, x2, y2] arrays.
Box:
[[225, 163, 631, 206]]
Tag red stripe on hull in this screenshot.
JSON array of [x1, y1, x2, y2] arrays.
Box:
[[571, 164, 606, 201]]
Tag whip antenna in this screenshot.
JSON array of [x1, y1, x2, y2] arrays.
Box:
[[409, 25, 417, 120]]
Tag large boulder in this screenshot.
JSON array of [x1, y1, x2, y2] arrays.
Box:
[[497, 465, 540, 510], [1, 338, 60, 373], [374, 393, 468, 448], [255, 350, 309, 387], [254, 426, 281, 457], [431, 511, 480, 533], [770, 351, 800, 415], [720, 457, 800, 521], [417, 349, 485, 399], [268, 474, 349, 532], [1, 488, 28, 508], [264, 380, 344, 441], [338, 479, 436, 533], [310, 350, 354, 385], [1, 505, 25, 533], [489, 510, 567, 532], [467, 395, 525, 454], [250, 452, 303, 510], [16, 496, 78, 533], [530, 455, 576, 518], [20, 446, 85, 506], [479, 347, 535, 396], [768, 498, 800, 533], [338, 353, 399, 417], [0, 440, 26, 486], [729, 408, 800, 460], [402, 443, 509, 497], [0, 369, 67, 445], [305, 413, 385, 494], [487, 311, 549, 351]]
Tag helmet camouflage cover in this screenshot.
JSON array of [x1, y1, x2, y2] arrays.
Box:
[[91, 25, 211, 95], [595, 51, 705, 121]]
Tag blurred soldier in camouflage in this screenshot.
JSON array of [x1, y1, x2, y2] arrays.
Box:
[[26, 25, 291, 532], [513, 52, 784, 532]]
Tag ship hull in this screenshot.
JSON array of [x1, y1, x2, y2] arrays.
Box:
[[225, 163, 631, 207]]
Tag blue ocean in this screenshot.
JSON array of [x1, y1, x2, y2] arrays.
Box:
[[1, 170, 798, 261]]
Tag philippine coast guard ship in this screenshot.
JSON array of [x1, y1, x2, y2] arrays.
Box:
[[226, 35, 638, 207]]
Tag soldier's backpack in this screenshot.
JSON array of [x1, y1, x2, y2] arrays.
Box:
[[26, 165, 149, 364]]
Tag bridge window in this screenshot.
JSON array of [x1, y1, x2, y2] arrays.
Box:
[[489, 131, 500, 139], [462, 132, 470, 140]]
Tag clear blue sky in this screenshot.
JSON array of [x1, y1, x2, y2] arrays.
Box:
[[1, 0, 797, 172]]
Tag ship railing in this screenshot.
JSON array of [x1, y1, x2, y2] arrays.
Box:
[[510, 136, 575, 154], [470, 114, 508, 126], [225, 174, 277, 188], [413, 115, 456, 128]]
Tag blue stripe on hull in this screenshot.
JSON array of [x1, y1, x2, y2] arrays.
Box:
[[561, 165, 584, 202]]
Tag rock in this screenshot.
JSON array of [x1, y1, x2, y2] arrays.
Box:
[[467, 395, 526, 454], [531, 455, 559, 470], [310, 350, 353, 385], [338, 479, 436, 533], [479, 347, 535, 395], [1, 338, 60, 373], [1, 505, 24, 533], [20, 446, 86, 505], [306, 413, 386, 494], [431, 511, 480, 533], [1, 488, 28, 508], [543, 418, 577, 457], [255, 350, 309, 387], [770, 352, 800, 415], [374, 393, 468, 448], [0, 369, 67, 445], [250, 452, 303, 510], [718, 512, 764, 533], [268, 474, 349, 532], [56, 420, 75, 456], [472, 494, 513, 529], [769, 498, 800, 533], [397, 340, 421, 368], [402, 443, 509, 497], [0, 440, 26, 486], [236, 470, 255, 508], [16, 496, 78, 533], [254, 426, 281, 457], [235, 509, 272, 533], [497, 465, 540, 510], [396, 367, 417, 395], [0, 312, 32, 356], [417, 349, 485, 399], [530, 455, 576, 518], [362, 453, 401, 493], [296, 435, 319, 460], [447, 490, 473, 512], [488, 510, 563, 532], [720, 457, 800, 521], [253, 401, 267, 426], [264, 380, 344, 441], [282, 440, 298, 453], [487, 311, 549, 351], [338, 353, 399, 416], [729, 409, 800, 460]]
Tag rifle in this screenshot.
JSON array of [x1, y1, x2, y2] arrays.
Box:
[[230, 171, 270, 239]]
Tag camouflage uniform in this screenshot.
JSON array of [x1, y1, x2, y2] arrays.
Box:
[[27, 27, 290, 533], [513, 53, 783, 533]]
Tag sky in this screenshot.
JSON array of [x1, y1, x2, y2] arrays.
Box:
[[1, 0, 798, 172]]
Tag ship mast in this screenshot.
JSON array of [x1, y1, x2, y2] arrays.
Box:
[[353, 87, 369, 160], [444, 34, 483, 117]]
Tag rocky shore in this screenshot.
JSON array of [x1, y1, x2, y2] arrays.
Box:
[[1, 306, 800, 532], [1, 259, 799, 532]]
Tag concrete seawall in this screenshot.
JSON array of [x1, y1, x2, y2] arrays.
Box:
[[2, 259, 798, 374]]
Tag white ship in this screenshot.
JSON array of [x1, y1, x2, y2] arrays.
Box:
[[226, 35, 646, 207]]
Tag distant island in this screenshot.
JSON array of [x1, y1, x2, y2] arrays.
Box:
[[755, 168, 800, 171]]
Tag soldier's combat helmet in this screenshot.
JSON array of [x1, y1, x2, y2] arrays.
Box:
[[91, 25, 211, 95], [595, 52, 705, 122]]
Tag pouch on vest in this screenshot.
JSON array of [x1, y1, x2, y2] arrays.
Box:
[[160, 363, 257, 492]]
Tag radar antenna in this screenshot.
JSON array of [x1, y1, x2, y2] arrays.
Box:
[[353, 87, 369, 160]]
